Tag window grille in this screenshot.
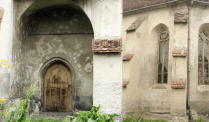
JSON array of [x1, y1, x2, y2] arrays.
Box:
[[158, 31, 169, 83], [198, 31, 209, 85]]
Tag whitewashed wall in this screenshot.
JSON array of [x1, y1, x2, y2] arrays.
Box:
[[91, 0, 123, 115], [0, 0, 13, 61], [0, 0, 13, 98]]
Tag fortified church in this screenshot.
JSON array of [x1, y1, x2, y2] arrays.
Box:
[[0, 0, 209, 121]]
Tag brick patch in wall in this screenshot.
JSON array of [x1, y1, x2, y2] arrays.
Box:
[[172, 49, 187, 57], [123, 81, 129, 87], [0, 9, 4, 26], [174, 11, 188, 23], [92, 38, 122, 53], [126, 15, 148, 31], [171, 78, 186, 89], [123, 54, 134, 61]]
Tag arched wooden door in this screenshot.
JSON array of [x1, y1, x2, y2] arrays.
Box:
[[44, 63, 72, 112]]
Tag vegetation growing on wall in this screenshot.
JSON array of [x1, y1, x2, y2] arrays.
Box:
[[0, 59, 13, 82], [3, 80, 38, 122], [0, 59, 13, 110], [67, 104, 119, 122]]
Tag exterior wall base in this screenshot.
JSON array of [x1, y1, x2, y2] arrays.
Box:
[[190, 109, 209, 122], [170, 116, 189, 122], [142, 112, 171, 121], [93, 54, 122, 115]]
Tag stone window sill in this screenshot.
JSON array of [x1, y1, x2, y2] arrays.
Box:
[[148, 84, 169, 90]]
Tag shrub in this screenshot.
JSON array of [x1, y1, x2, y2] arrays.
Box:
[[4, 80, 38, 122], [68, 104, 119, 122], [0, 59, 13, 110], [0, 59, 13, 83], [0, 97, 6, 109], [196, 117, 207, 122]]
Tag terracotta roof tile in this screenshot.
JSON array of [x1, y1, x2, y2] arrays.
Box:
[[174, 12, 188, 23], [123, 0, 172, 12], [126, 15, 148, 31], [123, 54, 134, 61], [0, 9, 4, 25], [92, 38, 122, 53]]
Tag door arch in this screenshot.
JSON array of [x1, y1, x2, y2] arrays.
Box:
[[44, 63, 72, 112]]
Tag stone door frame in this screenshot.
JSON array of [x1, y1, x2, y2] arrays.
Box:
[[39, 57, 76, 112]]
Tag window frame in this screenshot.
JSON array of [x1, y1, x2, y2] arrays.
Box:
[[157, 31, 169, 84], [198, 30, 209, 85]]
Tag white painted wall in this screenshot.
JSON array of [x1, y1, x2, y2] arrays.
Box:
[[91, 0, 123, 115], [0, 0, 13, 98], [0, 0, 13, 61], [91, 0, 122, 39], [93, 54, 122, 114]]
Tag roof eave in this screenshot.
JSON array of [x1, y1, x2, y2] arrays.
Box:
[[123, 0, 185, 15]]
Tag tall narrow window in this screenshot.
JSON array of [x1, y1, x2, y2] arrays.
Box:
[[198, 31, 209, 85], [158, 31, 169, 83]]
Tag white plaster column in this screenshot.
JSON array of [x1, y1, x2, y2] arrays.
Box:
[[0, 0, 13, 61], [0, 0, 14, 98], [91, 0, 123, 115], [170, 9, 188, 121]]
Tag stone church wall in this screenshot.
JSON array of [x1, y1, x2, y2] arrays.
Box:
[[0, 0, 123, 117], [122, 3, 188, 121], [189, 5, 209, 121], [11, 0, 94, 111]]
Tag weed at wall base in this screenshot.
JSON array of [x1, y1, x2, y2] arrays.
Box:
[[1, 80, 38, 122]]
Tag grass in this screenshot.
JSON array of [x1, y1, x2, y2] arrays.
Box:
[[17, 114, 209, 122], [31, 118, 64, 122], [195, 117, 207, 122], [122, 115, 168, 122], [29, 117, 207, 122], [122, 108, 168, 122], [122, 114, 207, 122], [28, 114, 208, 122]]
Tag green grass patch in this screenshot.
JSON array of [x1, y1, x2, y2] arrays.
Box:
[[195, 116, 207, 122], [31, 118, 64, 122], [122, 115, 167, 122], [122, 107, 167, 122]]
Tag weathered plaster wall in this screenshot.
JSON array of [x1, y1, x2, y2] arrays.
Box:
[[14, 0, 92, 22], [11, 0, 94, 111], [0, 0, 13, 98], [171, 22, 188, 118], [91, 0, 123, 115], [122, 4, 188, 120], [190, 6, 209, 120], [2, 0, 123, 116], [27, 7, 93, 34], [11, 0, 28, 100], [25, 34, 93, 111]]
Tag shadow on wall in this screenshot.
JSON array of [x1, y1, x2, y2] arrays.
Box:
[[12, 0, 94, 112]]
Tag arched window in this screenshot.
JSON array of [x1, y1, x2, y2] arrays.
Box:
[[198, 31, 209, 85], [158, 31, 169, 83]]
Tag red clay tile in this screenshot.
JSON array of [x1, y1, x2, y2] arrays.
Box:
[[92, 38, 122, 53]]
